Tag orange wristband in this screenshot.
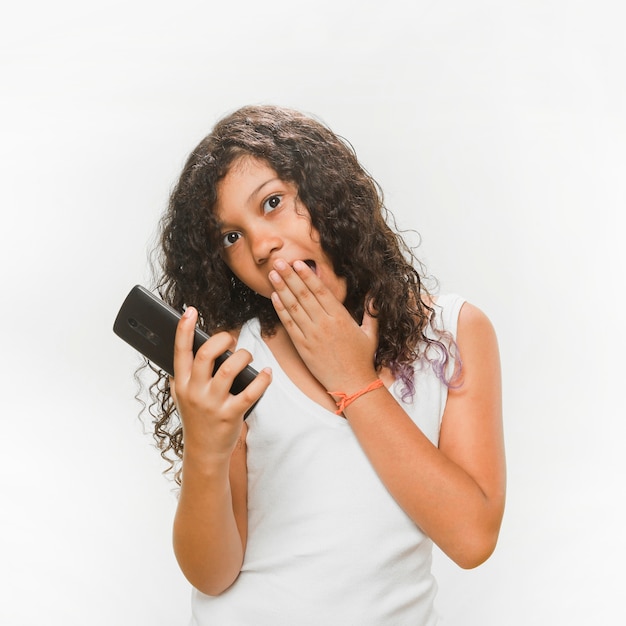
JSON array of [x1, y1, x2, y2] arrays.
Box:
[[327, 379, 385, 415]]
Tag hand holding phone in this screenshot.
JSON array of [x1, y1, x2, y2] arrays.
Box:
[[113, 285, 261, 417]]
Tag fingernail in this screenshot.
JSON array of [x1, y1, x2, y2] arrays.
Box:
[[269, 270, 280, 283], [274, 259, 287, 270], [271, 292, 282, 307]]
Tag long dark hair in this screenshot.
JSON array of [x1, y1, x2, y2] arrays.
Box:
[[142, 105, 454, 482]]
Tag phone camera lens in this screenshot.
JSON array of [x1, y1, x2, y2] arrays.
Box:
[[128, 317, 138, 328]]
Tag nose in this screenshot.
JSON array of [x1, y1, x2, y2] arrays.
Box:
[[249, 223, 283, 265]]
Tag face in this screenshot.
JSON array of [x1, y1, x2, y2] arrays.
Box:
[[215, 156, 347, 302]]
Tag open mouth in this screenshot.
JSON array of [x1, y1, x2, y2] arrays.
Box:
[[303, 259, 317, 273]]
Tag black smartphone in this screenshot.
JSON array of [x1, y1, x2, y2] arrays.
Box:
[[113, 285, 260, 417]]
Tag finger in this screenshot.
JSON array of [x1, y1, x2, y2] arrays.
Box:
[[269, 259, 334, 324], [209, 347, 255, 397], [269, 270, 310, 339], [169, 376, 177, 405], [173, 306, 197, 383], [291, 260, 342, 315], [189, 331, 236, 390], [269, 263, 312, 318], [231, 366, 273, 414]]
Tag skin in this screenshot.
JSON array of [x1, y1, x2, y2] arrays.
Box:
[[171, 157, 506, 595]]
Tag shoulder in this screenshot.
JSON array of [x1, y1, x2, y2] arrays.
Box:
[[457, 302, 498, 353], [447, 301, 500, 395], [430, 293, 496, 339]]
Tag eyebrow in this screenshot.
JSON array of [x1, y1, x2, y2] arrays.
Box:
[[248, 177, 281, 204]]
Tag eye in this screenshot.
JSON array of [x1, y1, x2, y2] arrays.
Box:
[[222, 231, 241, 248], [263, 194, 282, 213]]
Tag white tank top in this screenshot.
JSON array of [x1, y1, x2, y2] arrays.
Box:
[[190, 294, 465, 626]]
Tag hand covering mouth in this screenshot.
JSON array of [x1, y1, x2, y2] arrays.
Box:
[[303, 259, 317, 273]]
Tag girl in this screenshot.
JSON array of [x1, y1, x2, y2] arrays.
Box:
[[147, 105, 505, 625]]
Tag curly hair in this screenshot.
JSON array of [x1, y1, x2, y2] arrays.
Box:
[[141, 105, 455, 482]]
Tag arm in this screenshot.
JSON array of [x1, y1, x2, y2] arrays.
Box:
[[172, 422, 249, 595], [170, 307, 272, 594], [269, 261, 505, 568], [342, 302, 505, 568]]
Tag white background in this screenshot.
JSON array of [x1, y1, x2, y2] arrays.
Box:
[[1, 1, 624, 624]]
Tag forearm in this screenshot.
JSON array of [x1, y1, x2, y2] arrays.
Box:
[[344, 388, 504, 568], [173, 449, 245, 595]]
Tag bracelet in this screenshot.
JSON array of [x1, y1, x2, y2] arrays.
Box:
[[327, 379, 385, 415]]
